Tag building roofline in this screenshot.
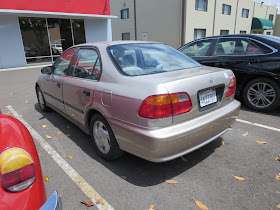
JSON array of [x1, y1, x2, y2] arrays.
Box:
[[0, 9, 117, 19]]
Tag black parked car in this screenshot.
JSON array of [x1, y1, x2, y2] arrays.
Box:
[[178, 34, 280, 112]]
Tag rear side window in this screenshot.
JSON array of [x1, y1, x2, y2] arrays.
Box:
[[214, 38, 264, 56], [179, 40, 213, 57], [108, 43, 201, 76], [70, 49, 101, 80], [250, 39, 273, 54], [53, 49, 76, 75]]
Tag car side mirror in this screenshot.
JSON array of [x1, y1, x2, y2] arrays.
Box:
[[41, 66, 52, 74]]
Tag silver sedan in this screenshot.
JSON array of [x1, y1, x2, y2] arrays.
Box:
[[36, 41, 240, 162]]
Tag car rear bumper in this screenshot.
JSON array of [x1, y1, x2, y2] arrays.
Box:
[[110, 99, 241, 162]]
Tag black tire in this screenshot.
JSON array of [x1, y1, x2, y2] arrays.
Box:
[[36, 86, 51, 112], [89, 114, 124, 161], [242, 78, 280, 112]]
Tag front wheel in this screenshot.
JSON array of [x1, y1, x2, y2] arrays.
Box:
[[89, 114, 124, 161], [36, 86, 51, 112], [242, 78, 280, 112]]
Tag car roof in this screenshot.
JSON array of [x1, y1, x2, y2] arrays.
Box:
[[198, 34, 265, 39], [75, 40, 161, 48]]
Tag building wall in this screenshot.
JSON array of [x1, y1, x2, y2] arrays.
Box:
[[84, 19, 112, 42], [185, 0, 215, 43], [274, 15, 280, 37], [110, 0, 136, 41], [135, 0, 182, 48], [213, 0, 238, 35], [0, 15, 26, 68], [110, 0, 278, 47], [252, 2, 277, 35], [111, 0, 182, 48], [235, 0, 254, 34]]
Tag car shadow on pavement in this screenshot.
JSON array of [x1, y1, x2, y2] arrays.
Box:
[[240, 104, 280, 117], [35, 103, 223, 187]]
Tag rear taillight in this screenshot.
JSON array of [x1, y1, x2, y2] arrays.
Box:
[[138, 92, 192, 119], [0, 148, 36, 192], [226, 77, 237, 97]]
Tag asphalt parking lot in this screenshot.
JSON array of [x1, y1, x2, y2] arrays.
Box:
[[0, 66, 280, 210]]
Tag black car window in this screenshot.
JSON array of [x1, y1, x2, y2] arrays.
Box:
[[214, 38, 263, 56], [179, 40, 213, 57], [250, 39, 273, 54], [70, 49, 100, 80], [245, 41, 264, 55], [53, 49, 76, 75]]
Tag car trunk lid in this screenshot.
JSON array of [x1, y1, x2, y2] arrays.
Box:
[[144, 66, 235, 124]]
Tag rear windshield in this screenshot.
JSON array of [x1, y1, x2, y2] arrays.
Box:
[[107, 43, 201, 76]]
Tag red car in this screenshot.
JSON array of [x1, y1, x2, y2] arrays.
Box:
[[0, 109, 61, 209]]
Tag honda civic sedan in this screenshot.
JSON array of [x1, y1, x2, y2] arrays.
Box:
[[36, 41, 240, 162], [178, 34, 280, 112]]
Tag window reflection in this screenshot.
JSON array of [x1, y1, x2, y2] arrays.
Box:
[[72, 20, 86, 45], [48, 19, 73, 55], [19, 17, 51, 63], [19, 17, 86, 64]]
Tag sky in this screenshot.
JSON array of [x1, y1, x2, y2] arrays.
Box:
[[252, 0, 280, 13]]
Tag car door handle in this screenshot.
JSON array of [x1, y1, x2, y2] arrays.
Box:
[[56, 82, 61, 88], [83, 89, 90, 96]]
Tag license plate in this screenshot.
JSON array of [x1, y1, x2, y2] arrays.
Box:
[[199, 89, 217, 107]]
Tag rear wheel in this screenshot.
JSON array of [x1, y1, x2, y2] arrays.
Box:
[[242, 78, 280, 112], [36, 86, 50, 112], [90, 114, 124, 161]]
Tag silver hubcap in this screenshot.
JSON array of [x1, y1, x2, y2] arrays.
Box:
[[247, 82, 276, 108], [93, 121, 111, 154], [38, 90, 45, 108]]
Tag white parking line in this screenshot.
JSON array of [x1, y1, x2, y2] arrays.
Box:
[[237, 119, 280, 132], [7, 105, 114, 210]]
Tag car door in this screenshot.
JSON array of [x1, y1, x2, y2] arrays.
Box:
[[62, 47, 101, 125], [202, 37, 266, 91], [178, 39, 216, 64], [41, 49, 76, 112]]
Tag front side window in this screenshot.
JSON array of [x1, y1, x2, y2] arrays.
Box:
[[71, 49, 101, 80], [220, 30, 229, 35], [269, 14, 274, 21], [195, 0, 208, 12], [214, 38, 264, 56], [179, 40, 213, 57], [242, 9, 249, 18], [121, 9, 129, 19], [194, 29, 206, 40], [53, 49, 76, 75], [108, 44, 201, 76], [222, 4, 231, 15]]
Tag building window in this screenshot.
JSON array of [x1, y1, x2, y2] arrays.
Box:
[[222, 4, 231, 15], [122, 32, 130, 40], [242, 9, 249, 18], [220, 30, 229, 35], [19, 17, 86, 64], [195, 0, 208, 12], [240, 31, 246, 34], [121, 9, 129, 19], [267, 32, 271, 35], [194, 29, 206, 40], [269, 14, 274, 21]]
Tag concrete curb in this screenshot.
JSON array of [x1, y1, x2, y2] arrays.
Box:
[[0, 64, 49, 72]]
